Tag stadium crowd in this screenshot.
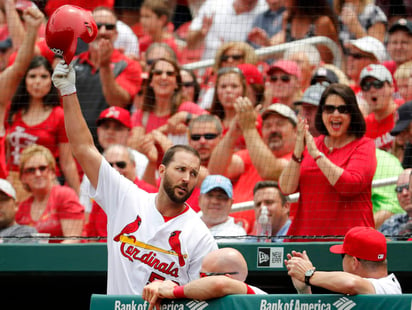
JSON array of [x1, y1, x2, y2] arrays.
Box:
[[0, 0, 411, 248]]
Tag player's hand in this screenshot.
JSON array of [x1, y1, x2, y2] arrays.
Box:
[[157, 280, 179, 299], [142, 281, 163, 310], [52, 60, 76, 96]]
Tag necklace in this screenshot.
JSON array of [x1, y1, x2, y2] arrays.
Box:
[[325, 135, 355, 153]]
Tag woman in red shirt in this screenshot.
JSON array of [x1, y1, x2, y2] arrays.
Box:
[[16, 144, 84, 243], [279, 83, 377, 241]]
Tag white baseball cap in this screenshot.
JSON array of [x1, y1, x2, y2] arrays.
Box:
[[360, 64, 393, 84], [348, 36, 386, 62], [0, 179, 16, 200], [262, 103, 298, 125]]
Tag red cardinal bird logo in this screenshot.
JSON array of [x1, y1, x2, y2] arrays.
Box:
[[169, 231, 185, 267], [114, 215, 142, 242]]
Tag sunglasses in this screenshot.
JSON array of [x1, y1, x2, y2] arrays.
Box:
[[322, 105, 350, 114], [146, 59, 158, 66], [96, 23, 116, 30], [182, 81, 195, 87], [360, 80, 385, 92], [346, 52, 372, 60], [152, 69, 176, 77], [395, 184, 409, 193], [190, 133, 219, 141], [220, 54, 244, 62], [270, 74, 291, 83], [23, 165, 49, 175], [109, 161, 127, 169], [200, 271, 239, 278]]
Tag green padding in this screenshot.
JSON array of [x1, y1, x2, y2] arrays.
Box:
[[0, 242, 411, 272], [90, 294, 412, 310]]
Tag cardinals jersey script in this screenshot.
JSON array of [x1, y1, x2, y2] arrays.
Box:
[[88, 160, 218, 294]]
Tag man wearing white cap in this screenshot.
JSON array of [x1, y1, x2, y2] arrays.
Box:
[[199, 175, 246, 241], [0, 179, 37, 243], [361, 64, 398, 151], [344, 36, 386, 91], [286, 226, 402, 295]]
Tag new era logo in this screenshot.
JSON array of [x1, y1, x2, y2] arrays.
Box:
[[257, 248, 270, 266], [333, 297, 356, 310]]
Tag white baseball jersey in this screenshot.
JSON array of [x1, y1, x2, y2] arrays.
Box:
[[88, 159, 218, 295]]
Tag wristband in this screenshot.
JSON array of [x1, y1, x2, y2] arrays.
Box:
[[173, 285, 186, 299], [291, 153, 303, 163]]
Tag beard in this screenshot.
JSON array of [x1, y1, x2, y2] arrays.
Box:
[[267, 132, 283, 151], [163, 172, 195, 204]]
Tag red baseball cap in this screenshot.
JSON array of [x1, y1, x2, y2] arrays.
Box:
[[267, 60, 301, 79], [96, 107, 132, 129], [329, 226, 387, 262], [237, 63, 264, 85]]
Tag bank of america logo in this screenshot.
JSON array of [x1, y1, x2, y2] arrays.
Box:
[[186, 300, 208, 310], [333, 297, 356, 310]]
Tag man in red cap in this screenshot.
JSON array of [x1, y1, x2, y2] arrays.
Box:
[[285, 226, 402, 295]]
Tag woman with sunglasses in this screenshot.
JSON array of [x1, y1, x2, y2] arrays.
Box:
[[180, 69, 201, 104], [279, 83, 376, 241], [130, 58, 206, 168], [209, 67, 262, 152], [5, 56, 80, 202], [15, 144, 84, 243]]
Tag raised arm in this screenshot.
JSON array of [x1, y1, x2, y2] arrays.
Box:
[[52, 62, 102, 188], [0, 5, 44, 105], [235, 97, 288, 180], [278, 117, 305, 194], [207, 119, 244, 179]]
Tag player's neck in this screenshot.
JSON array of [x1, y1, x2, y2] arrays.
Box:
[[155, 192, 186, 217]]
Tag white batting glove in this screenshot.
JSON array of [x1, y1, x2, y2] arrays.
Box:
[[52, 60, 76, 96]]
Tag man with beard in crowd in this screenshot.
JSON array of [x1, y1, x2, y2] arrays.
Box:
[[51, 61, 217, 295]]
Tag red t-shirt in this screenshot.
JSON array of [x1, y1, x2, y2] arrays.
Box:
[[44, 0, 114, 17], [365, 112, 395, 151], [16, 185, 85, 243], [6, 106, 68, 175], [0, 134, 7, 178], [286, 135, 376, 241]]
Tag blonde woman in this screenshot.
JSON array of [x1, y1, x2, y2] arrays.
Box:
[[15, 145, 84, 243]]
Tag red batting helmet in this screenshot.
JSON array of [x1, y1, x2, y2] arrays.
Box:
[[45, 5, 97, 64]]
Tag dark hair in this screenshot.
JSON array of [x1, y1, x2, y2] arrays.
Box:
[[210, 67, 247, 120], [142, 58, 183, 115], [314, 84, 366, 137], [253, 181, 287, 205], [9, 56, 60, 125], [287, 0, 339, 31], [161, 145, 200, 167], [180, 68, 201, 103]]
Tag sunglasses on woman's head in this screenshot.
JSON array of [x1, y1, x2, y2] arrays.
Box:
[[109, 161, 127, 169], [360, 80, 385, 92], [322, 105, 350, 114], [152, 69, 176, 77]]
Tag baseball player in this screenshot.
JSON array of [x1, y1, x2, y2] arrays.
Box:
[[51, 61, 218, 295]]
